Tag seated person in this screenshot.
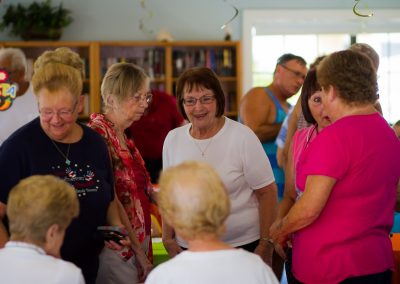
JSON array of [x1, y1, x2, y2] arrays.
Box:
[[145, 161, 279, 284], [0, 175, 84, 284]]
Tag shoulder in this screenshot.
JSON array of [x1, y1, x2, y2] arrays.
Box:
[[80, 123, 108, 149], [146, 255, 183, 283], [2, 118, 40, 146], [166, 124, 189, 139], [225, 118, 259, 138], [51, 258, 85, 283]]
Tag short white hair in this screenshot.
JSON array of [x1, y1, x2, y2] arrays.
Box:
[[0, 48, 27, 74]]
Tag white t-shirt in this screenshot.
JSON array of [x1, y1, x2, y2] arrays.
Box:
[[0, 242, 85, 284], [162, 117, 275, 247], [145, 249, 279, 284], [0, 84, 38, 145]]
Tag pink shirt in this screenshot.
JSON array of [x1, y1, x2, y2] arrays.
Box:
[[294, 113, 400, 283], [292, 125, 318, 199]]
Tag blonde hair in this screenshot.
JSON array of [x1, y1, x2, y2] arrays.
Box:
[[158, 161, 230, 239], [101, 62, 148, 111], [31, 47, 84, 99], [7, 175, 79, 245]]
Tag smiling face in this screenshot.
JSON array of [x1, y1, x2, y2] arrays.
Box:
[[183, 85, 218, 133], [37, 87, 81, 142]]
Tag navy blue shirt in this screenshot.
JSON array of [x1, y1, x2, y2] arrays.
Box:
[[0, 118, 114, 283]]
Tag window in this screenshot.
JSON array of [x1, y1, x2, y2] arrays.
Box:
[[243, 9, 400, 123]]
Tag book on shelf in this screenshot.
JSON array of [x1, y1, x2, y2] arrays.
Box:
[[172, 48, 235, 77]]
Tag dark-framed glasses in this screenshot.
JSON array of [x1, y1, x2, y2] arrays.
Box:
[[280, 64, 306, 80], [182, 95, 215, 106], [131, 92, 153, 104], [39, 101, 78, 120]]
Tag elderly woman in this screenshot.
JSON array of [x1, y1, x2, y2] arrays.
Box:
[[88, 62, 154, 283], [0, 175, 84, 283], [0, 47, 128, 284], [270, 50, 400, 284], [162, 67, 278, 265], [146, 161, 279, 284]]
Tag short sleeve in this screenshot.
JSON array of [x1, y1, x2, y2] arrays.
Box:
[[242, 127, 275, 189], [300, 126, 349, 181]]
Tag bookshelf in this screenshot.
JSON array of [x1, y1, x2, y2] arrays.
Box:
[[1, 41, 96, 120], [1, 41, 242, 118]]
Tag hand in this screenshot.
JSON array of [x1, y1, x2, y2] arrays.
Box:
[[162, 238, 183, 258], [272, 242, 288, 260], [104, 238, 130, 251], [254, 241, 273, 266], [135, 250, 153, 282], [269, 219, 289, 247]]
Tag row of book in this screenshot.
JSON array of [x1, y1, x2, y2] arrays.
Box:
[[101, 49, 165, 79], [173, 48, 236, 77]]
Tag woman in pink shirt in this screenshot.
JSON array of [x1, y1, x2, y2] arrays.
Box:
[[270, 50, 400, 284], [270, 68, 330, 283]]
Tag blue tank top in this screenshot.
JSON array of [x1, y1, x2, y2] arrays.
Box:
[[262, 87, 289, 199]]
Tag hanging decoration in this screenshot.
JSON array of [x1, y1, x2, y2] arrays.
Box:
[[221, 0, 239, 30], [353, 0, 374, 18], [138, 0, 154, 34]]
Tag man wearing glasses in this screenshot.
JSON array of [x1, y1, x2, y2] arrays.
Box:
[[240, 53, 307, 201]]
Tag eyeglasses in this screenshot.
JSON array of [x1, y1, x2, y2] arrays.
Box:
[[280, 64, 306, 80], [182, 95, 215, 106], [39, 101, 78, 120], [130, 92, 153, 104]]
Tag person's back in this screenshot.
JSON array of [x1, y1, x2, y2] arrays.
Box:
[[146, 161, 279, 284], [146, 249, 278, 284], [0, 175, 84, 284], [0, 246, 84, 284], [0, 48, 38, 145]]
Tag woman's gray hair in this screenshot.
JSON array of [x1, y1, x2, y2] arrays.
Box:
[[101, 62, 149, 111]]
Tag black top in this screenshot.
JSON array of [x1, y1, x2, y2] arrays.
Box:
[[0, 118, 114, 283]]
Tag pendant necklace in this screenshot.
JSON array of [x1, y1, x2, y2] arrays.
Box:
[[192, 137, 213, 157], [50, 139, 71, 165]]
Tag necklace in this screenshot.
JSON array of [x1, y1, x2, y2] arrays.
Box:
[[50, 139, 71, 165], [192, 137, 213, 157]]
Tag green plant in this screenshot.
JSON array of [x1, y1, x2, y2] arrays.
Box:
[[0, 0, 73, 38]]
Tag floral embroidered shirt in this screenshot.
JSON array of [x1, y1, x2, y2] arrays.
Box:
[[88, 113, 153, 259]]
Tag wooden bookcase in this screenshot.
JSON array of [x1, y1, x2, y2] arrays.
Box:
[[0, 41, 97, 120], [1, 41, 242, 118]]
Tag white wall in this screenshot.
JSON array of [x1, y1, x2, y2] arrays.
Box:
[[1, 0, 400, 41]]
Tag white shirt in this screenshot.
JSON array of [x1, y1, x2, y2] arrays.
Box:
[[163, 117, 275, 247], [145, 249, 279, 284], [0, 84, 38, 145], [0, 241, 85, 284]]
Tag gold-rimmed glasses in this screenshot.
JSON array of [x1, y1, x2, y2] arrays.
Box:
[[39, 100, 78, 120], [130, 91, 153, 104]]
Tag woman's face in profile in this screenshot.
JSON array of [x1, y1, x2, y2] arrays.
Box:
[[37, 87, 80, 142], [308, 90, 331, 129], [114, 83, 151, 127]]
